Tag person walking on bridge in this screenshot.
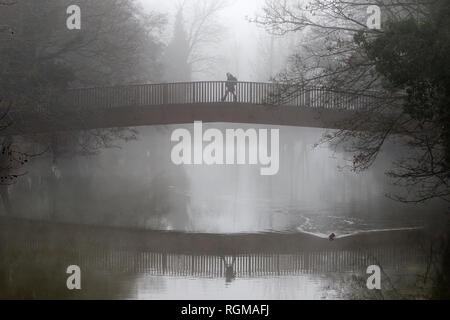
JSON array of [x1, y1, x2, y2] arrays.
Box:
[[221, 72, 238, 102]]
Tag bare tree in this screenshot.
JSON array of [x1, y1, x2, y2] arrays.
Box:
[[172, 0, 230, 78], [0, 0, 166, 217], [0, 0, 27, 214], [254, 0, 450, 204]]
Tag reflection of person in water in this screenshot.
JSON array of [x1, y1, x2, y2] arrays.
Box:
[[221, 256, 236, 284]]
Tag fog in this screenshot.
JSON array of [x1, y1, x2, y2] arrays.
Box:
[[1, 0, 447, 300], [0, 0, 443, 250], [7, 124, 429, 234], [139, 0, 292, 81]]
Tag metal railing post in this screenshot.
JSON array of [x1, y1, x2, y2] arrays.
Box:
[[163, 83, 168, 105]]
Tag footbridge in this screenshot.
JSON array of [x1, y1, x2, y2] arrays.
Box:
[[4, 81, 376, 135]]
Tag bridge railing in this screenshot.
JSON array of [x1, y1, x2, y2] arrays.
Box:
[[66, 81, 372, 110]]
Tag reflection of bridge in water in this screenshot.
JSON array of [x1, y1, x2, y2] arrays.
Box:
[[4, 81, 379, 136], [2, 218, 426, 279], [65, 247, 422, 278]]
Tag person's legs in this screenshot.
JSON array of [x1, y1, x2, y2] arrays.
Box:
[[231, 90, 237, 102], [221, 89, 229, 102]]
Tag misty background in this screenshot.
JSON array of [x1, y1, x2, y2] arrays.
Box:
[[140, 0, 294, 81], [0, 0, 443, 234]]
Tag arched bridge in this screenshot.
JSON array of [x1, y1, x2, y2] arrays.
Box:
[[6, 81, 375, 135]]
